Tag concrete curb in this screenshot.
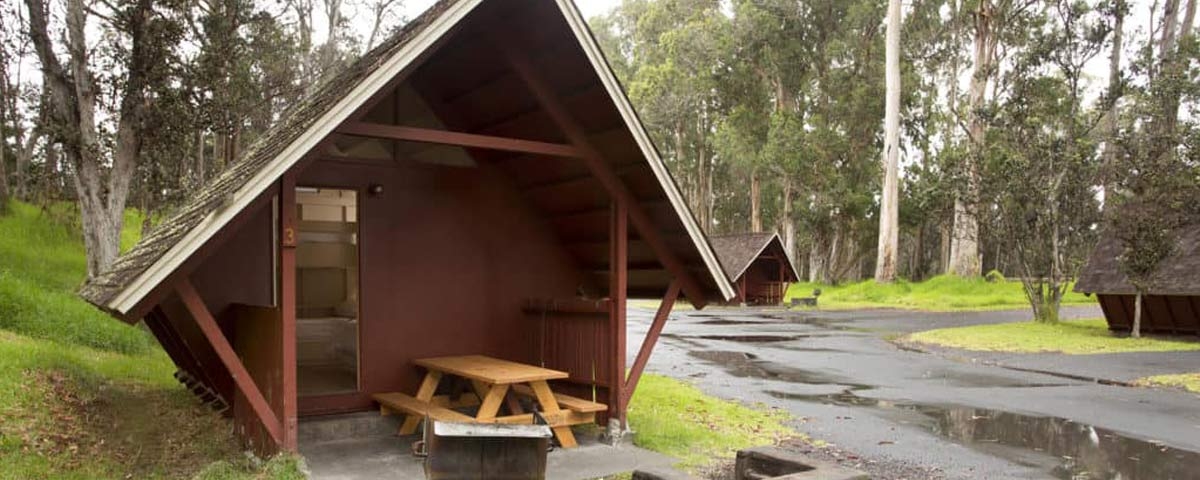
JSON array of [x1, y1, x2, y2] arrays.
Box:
[[892, 339, 1137, 387], [736, 446, 869, 480]]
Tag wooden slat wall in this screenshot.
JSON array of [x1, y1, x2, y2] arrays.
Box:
[[530, 307, 612, 408], [1098, 294, 1200, 336], [229, 304, 285, 456]]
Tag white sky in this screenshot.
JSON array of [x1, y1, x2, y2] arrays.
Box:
[[396, 0, 622, 22]]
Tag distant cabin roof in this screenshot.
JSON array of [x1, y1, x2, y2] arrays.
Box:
[[79, 0, 736, 316], [709, 232, 800, 282], [1075, 224, 1200, 296]]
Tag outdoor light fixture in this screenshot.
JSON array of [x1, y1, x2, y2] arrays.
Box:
[[368, 184, 384, 197]]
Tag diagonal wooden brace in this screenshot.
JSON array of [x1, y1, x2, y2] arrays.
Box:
[[623, 279, 680, 407], [178, 279, 283, 446]]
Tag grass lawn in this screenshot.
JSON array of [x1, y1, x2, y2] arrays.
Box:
[[0, 201, 302, 479], [785, 275, 1096, 311], [626, 373, 794, 471], [1135, 373, 1200, 393], [903, 318, 1200, 354]]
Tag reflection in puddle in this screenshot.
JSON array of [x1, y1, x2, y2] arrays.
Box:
[[693, 334, 824, 343], [697, 319, 769, 325], [768, 389, 1200, 479], [688, 351, 869, 388]]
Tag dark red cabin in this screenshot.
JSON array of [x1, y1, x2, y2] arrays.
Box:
[[79, 0, 735, 454], [710, 233, 800, 305], [1075, 224, 1200, 336]]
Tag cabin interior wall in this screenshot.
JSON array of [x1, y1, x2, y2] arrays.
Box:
[[293, 158, 586, 414]]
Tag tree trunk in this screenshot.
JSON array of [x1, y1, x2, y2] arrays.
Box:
[[26, 0, 153, 277], [1101, 0, 1125, 205], [781, 179, 795, 264], [948, 0, 993, 278], [1153, 0, 1184, 143], [0, 118, 8, 212], [875, 0, 902, 283], [750, 169, 762, 232], [1131, 290, 1143, 338], [196, 130, 207, 186], [809, 240, 827, 283]]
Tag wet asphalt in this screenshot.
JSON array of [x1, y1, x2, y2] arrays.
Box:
[[626, 305, 1200, 480]]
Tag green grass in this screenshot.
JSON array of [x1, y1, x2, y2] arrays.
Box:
[[626, 374, 794, 470], [903, 318, 1200, 354], [0, 202, 157, 354], [1135, 373, 1200, 394], [786, 274, 1097, 311], [0, 201, 303, 479]]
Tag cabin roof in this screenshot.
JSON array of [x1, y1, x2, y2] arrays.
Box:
[[79, 0, 736, 315], [709, 232, 800, 282], [1075, 224, 1200, 296]]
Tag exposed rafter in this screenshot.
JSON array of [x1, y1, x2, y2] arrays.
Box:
[[498, 41, 709, 308], [336, 122, 584, 158]]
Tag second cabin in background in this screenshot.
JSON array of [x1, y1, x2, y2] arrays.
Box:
[[711, 233, 800, 306]]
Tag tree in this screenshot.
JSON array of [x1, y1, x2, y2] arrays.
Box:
[[26, 0, 183, 277], [983, 0, 1106, 324], [875, 0, 902, 282], [948, 0, 999, 278]]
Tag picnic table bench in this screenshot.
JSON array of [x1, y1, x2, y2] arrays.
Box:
[[370, 355, 605, 448]]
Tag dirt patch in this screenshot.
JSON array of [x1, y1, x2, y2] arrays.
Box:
[[13, 370, 242, 478]]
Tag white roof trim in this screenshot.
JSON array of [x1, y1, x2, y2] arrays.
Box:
[[553, 0, 736, 302], [110, 0, 735, 313], [108, 0, 486, 314]]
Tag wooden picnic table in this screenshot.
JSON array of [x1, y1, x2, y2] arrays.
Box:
[[372, 355, 606, 448]]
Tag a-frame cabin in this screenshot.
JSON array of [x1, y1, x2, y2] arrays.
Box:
[[710, 233, 800, 305], [79, 0, 734, 454]]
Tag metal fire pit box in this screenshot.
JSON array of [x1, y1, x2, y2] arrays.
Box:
[[423, 420, 552, 480]]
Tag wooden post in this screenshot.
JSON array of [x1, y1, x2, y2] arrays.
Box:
[[623, 279, 680, 408], [279, 174, 299, 451], [609, 200, 628, 425], [177, 279, 283, 446]]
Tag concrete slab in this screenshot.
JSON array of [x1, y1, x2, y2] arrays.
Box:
[[299, 414, 677, 480]]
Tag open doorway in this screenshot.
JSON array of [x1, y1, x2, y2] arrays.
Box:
[[295, 187, 360, 397]]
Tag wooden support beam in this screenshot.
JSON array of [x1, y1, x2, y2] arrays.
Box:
[[498, 43, 709, 308], [177, 279, 283, 446], [336, 122, 584, 158], [609, 200, 628, 425], [622, 279, 680, 408], [279, 173, 299, 452]]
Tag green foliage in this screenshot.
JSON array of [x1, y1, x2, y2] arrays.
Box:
[[904, 318, 1200, 354], [627, 373, 794, 470], [984, 269, 1005, 283], [786, 274, 1095, 311], [978, 0, 1109, 323], [0, 202, 156, 354]]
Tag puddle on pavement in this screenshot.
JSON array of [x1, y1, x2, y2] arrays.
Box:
[[688, 350, 869, 388], [697, 319, 769, 325], [693, 334, 825, 343], [769, 389, 1200, 479]]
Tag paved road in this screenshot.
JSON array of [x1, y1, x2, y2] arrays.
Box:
[[626, 306, 1200, 480]]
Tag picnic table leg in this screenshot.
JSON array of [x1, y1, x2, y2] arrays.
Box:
[[399, 371, 442, 435], [475, 384, 509, 422], [529, 380, 577, 448]]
